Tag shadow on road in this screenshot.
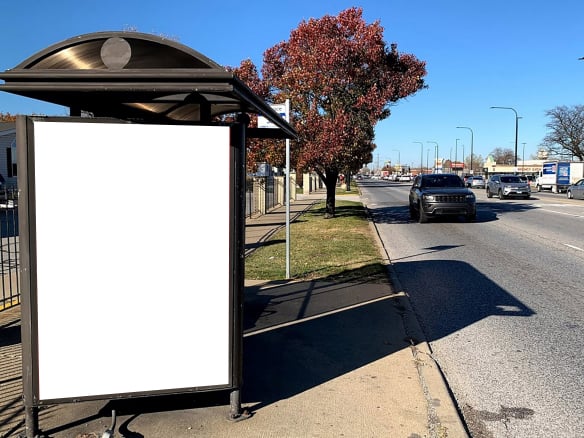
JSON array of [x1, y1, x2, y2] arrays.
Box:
[[391, 259, 535, 342]]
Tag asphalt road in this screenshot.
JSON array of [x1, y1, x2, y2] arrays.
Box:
[[358, 179, 584, 438]]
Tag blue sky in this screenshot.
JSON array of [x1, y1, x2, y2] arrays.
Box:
[[1, 0, 583, 169]]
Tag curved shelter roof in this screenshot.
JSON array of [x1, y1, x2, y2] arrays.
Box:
[[0, 31, 295, 138]]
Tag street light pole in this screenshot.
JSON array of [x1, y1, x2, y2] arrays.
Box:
[[456, 126, 474, 174], [490, 107, 518, 170], [455, 138, 460, 175], [426, 148, 430, 173], [413, 142, 424, 174], [393, 149, 401, 174], [427, 141, 439, 172]]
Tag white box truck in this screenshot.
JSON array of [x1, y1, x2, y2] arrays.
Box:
[[536, 161, 584, 193], [570, 161, 584, 184]]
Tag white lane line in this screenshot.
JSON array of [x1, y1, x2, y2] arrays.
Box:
[[541, 209, 584, 218], [564, 244, 584, 252]]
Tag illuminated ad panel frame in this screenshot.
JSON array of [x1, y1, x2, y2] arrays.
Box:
[[17, 117, 242, 404]]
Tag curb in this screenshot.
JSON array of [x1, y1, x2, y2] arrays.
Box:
[[361, 197, 470, 438]]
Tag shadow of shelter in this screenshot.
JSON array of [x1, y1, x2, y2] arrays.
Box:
[[242, 279, 410, 410]]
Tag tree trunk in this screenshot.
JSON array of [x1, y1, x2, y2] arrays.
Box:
[[320, 169, 339, 218]]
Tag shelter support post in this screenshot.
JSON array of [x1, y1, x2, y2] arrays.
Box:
[[24, 404, 39, 438], [229, 389, 242, 420], [227, 116, 247, 421]]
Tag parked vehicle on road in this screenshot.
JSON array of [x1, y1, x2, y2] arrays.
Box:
[[520, 175, 537, 188], [467, 175, 485, 189], [567, 178, 584, 199], [398, 175, 412, 182], [409, 173, 476, 223], [487, 174, 531, 199]]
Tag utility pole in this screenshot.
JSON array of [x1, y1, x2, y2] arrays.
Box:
[[522, 142, 526, 173]]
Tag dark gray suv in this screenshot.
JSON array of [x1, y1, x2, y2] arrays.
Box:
[[409, 174, 477, 223], [486, 174, 531, 199]]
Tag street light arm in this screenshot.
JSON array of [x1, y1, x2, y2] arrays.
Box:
[[490, 106, 519, 169], [456, 126, 474, 173], [490, 106, 517, 117]]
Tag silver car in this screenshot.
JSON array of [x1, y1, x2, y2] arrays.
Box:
[[469, 175, 485, 189], [486, 174, 531, 199], [567, 179, 584, 199]]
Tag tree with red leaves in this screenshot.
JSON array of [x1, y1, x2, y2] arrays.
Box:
[[227, 60, 287, 173], [261, 7, 427, 217]]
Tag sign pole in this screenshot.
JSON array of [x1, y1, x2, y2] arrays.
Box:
[[285, 99, 291, 279], [257, 101, 291, 279]]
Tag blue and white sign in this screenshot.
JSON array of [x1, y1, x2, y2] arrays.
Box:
[[258, 103, 288, 128]]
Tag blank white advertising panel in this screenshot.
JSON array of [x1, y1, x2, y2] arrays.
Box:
[[31, 121, 231, 401]]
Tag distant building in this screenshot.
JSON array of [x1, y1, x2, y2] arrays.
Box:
[[484, 155, 543, 175]]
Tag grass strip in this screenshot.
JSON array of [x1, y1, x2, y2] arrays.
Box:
[[245, 199, 388, 283]]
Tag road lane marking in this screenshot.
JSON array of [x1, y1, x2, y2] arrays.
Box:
[[564, 244, 584, 252], [541, 208, 584, 218]]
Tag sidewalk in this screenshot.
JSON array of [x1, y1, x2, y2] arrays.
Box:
[[0, 189, 468, 438]]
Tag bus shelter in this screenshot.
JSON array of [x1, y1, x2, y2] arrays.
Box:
[[0, 31, 296, 438]]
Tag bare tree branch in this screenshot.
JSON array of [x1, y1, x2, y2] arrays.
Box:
[[540, 105, 584, 161]]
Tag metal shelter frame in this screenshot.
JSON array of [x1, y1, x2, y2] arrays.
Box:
[[0, 31, 295, 137], [0, 31, 296, 438]]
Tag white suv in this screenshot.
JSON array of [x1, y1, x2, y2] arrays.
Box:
[[486, 174, 531, 199]]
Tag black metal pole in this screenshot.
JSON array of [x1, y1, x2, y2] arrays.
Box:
[[24, 405, 38, 438], [456, 127, 474, 174], [514, 114, 519, 169], [229, 117, 246, 421]]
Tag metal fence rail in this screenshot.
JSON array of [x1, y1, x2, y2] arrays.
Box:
[[246, 176, 286, 218], [246, 176, 258, 218], [0, 188, 19, 311]]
